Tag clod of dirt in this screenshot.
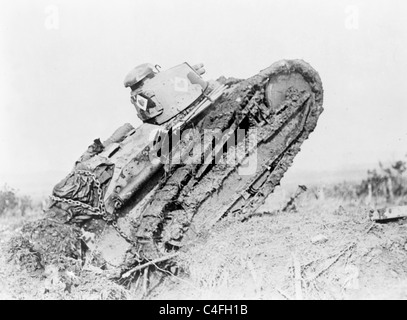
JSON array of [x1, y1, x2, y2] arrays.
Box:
[[8, 217, 82, 273], [311, 234, 329, 245]]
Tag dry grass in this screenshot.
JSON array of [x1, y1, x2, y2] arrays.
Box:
[[1, 192, 407, 300], [151, 195, 407, 300]]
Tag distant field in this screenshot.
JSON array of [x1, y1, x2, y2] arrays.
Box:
[[0, 171, 66, 200]]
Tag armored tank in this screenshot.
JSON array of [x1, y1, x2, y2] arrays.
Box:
[[49, 59, 324, 273]]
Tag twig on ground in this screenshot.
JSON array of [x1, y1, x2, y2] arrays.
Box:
[[154, 264, 198, 288], [310, 281, 323, 300], [299, 257, 325, 271], [142, 267, 149, 298], [246, 260, 261, 293], [121, 252, 180, 279], [240, 211, 277, 222], [276, 287, 293, 300], [306, 242, 356, 282], [282, 185, 308, 212], [132, 272, 141, 291], [292, 252, 303, 300], [365, 222, 376, 234]]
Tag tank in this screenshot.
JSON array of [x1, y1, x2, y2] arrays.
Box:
[[44, 59, 324, 277]]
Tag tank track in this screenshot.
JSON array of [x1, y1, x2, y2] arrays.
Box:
[[128, 59, 324, 261]]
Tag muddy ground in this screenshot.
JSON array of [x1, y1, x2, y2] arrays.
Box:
[[1, 191, 407, 300]]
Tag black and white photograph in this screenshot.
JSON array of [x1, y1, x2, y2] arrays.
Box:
[[0, 0, 406, 302]]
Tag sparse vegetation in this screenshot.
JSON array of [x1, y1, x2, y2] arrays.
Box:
[[357, 158, 407, 203], [0, 185, 34, 217], [0, 185, 19, 216], [306, 156, 407, 206]]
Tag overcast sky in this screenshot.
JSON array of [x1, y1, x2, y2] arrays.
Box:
[[0, 0, 406, 193]]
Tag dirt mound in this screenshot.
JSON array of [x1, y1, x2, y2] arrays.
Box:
[[8, 218, 82, 272]]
